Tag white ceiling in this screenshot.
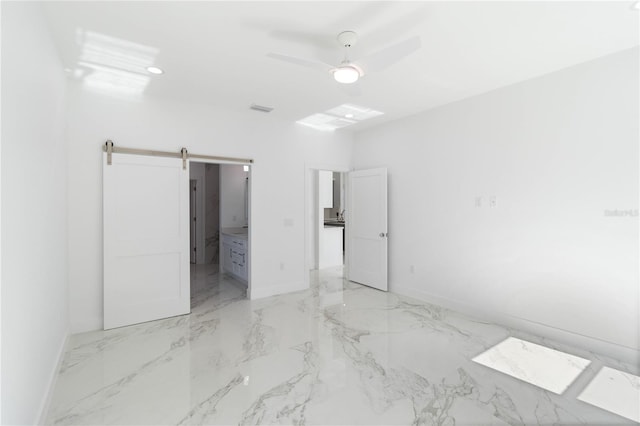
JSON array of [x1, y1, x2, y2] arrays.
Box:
[[43, 1, 639, 132]]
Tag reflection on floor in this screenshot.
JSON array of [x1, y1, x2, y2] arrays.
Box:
[[472, 336, 592, 395], [46, 265, 639, 425], [578, 366, 640, 423]]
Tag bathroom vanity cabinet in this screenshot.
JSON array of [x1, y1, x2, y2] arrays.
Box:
[[221, 228, 248, 282]]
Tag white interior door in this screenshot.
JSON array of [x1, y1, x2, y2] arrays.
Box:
[[347, 168, 388, 291], [103, 152, 190, 330]]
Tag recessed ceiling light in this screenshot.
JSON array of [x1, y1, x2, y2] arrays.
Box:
[[146, 66, 164, 75], [345, 113, 354, 119]]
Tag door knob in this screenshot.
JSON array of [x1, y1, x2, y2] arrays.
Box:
[[379, 232, 387, 238]]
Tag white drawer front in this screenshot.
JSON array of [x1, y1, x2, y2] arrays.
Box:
[[231, 238, 246, 250], [236, 262, 247, 280], [221, 233, 248, 282], [231, 249, 245, 264], [222, 234, 247, 249]]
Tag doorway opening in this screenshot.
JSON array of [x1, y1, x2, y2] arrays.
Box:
[[189, 161, 251, 304], [305, 165, 389, 293], [306, 166, 348, 283]]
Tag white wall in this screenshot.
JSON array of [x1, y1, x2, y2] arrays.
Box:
[[220, 164, 247, 228], [203, 163, 220, 264], [66, 86, 353, 332], [353, 48, 639, 360], [325, 171, 342, 220], [1, 2, 69, 424], [309, 170, 319, 270]]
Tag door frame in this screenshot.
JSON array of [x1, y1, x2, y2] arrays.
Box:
[[190, 158, 253, 299], [304, 162, 350, 290]]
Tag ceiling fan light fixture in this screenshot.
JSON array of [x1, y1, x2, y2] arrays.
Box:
[[333, 66, 360, 84]]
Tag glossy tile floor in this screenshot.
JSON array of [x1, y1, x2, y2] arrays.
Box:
[[46, 265, 639, 425]]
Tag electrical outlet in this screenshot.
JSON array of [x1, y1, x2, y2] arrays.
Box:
[[475, 197, 482, 208], [410, 265, 415, 274], [232, 215, 237, 222], [280, 262, 284, 271], [489, 196, 497, 208]]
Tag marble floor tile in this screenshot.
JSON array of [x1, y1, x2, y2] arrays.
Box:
[[45, 264, 639, 425], [578, 366, 640, 423]]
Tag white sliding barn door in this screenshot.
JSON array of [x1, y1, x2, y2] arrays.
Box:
[[347, 168, 388, 291], [103, 153, 190, 330]]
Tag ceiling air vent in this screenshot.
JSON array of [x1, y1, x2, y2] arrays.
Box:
[[250, 103, 274, 113]]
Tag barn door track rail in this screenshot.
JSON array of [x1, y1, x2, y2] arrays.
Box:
[[104, 140, 254, 169]]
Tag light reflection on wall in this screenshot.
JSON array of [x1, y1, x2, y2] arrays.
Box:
[[71, 29, 159, 99]]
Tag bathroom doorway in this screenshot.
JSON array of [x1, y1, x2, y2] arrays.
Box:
[[189, 161, 251, 302]]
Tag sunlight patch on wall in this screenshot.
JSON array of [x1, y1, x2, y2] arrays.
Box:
[[297, 113, 356, 131], [297, 104, 383, 131], [69, 29, 160, 99]]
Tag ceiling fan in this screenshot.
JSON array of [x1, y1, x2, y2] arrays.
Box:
[[267, 31, 421, 85]]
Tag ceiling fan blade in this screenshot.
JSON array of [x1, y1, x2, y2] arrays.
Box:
[[358, 36, 422, 74], [266, 52, 334, 73], [268, 30, 336, 50]]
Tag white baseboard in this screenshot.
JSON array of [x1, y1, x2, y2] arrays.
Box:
[[71, 316, 102, 333], [36, 330, 69, 425], [250, 281, 308, 300], [392, 284, 640, 366]]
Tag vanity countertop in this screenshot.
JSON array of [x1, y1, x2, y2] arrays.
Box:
[[323, 220, 345, 228], [221, 227, 248, 239]]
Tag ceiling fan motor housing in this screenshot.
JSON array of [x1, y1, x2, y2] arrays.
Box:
[[337, 30, 358, 48]]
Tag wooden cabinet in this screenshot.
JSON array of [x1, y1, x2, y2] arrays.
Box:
[[319, 170, 333, 208]]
